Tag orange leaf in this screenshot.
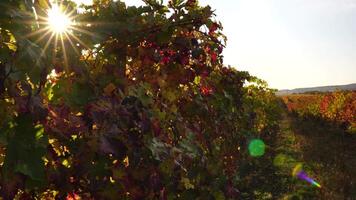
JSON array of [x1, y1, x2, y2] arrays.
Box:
[[104, 83, 116, 95]]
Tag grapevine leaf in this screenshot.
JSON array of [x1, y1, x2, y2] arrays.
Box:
[[2, 115, 47, 186]]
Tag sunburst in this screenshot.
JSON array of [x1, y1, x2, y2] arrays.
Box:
[[27, 0, 94, 70], [47, 4, 73, 34]]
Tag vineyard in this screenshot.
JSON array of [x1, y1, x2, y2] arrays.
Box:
[[281, 91, 356, 133], [0, 0, 355, 199], [279, 92, 356, 199]]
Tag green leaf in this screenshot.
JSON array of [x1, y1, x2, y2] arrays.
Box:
[[51, 80, 93, 107], [156, 27, 173, 44], [2, 115, 47, 186], [172, 0, 184, 7], [67, 82, 93, 107], [179, 132, 200, 158], [128, 83, 153, 107], [162, 89, 177, 102], [213, 191, 226, 200]]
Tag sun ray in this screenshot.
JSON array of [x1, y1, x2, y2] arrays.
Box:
[[66, 31, 91, 49], [64, 5, 78, 19], [24, 26, 51, 39], [32, 28, 53, 44], [54, 33, 59, 54], [45, 38, 56, 56], [70, 26, 97, 38], [42, 32, 56, 54], [63, 31, 80, 56], [60, 34, 69, 71], [35, 31, 56, 67]]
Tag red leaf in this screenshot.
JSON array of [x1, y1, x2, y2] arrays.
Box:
[[200, 86, 213, 96], [66, 192, 80, 200], [209, 23, 219, 35], [211, 52, 218, 62]]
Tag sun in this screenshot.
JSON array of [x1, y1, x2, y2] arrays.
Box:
[[26, 0, 95, 69], [47, 4, 73, 34]]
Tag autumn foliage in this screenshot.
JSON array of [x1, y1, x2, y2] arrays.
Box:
[[0, 0, 281, 199], [281, 91, 356, 132]]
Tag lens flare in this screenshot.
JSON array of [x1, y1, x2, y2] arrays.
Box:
[[248, 139, 265, 157], [292, 164, 321, 188], [296, 171, 322, 188]]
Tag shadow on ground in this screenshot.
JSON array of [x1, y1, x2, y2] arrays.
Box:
[[289, 112, 356, 199]]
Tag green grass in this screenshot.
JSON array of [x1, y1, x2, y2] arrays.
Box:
[[274, 104, 356, 199]]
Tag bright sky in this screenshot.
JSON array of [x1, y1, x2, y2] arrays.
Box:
[[74, 0, 356, 89]]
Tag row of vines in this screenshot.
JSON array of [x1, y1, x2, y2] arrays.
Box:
[[281, 91, 356, 133], [0, 0, 287, 199]]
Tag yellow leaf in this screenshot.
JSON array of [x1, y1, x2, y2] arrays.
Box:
[[194, 76, 201, 85], [158, 78, 166, 87], [62, 159, 70, 168], [38, 0, 49, 9], [3, 31, 17, 52], [162, 89, 177, 102], [110, 176, 115, 183], [181, 177, 194, 189], [170, 105, 178, 113], [123, 156, 129, 168]]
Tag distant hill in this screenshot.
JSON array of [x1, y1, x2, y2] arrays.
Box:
[[276, 83, 356, 95]]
